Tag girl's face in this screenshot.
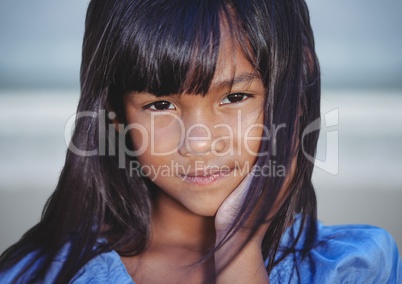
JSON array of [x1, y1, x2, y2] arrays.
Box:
[[124, 43, 265, 217]]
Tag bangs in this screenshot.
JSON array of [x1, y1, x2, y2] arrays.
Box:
[[110, 0, 254, 97]]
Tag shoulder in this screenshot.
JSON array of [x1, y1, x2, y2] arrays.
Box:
[[311, 223, 401, 283], [0, 250, 43, 283], [271, 220, 402, 284], [0, 248, 133, 284], [71, 250, 134, 284]]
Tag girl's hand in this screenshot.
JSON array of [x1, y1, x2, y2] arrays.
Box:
[[214, 169, 270, 283], [215, 168, 268, 244]]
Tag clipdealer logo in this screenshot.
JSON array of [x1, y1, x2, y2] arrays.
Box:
[[302, 108, 339, 175], [64, 108, 339, 175]]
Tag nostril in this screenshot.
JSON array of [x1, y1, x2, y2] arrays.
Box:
[[178, 123, 213, 156], [211, 138, 226, 154], [182, 137, 212, 156]]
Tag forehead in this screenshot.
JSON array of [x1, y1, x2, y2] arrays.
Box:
[[112, 3, 261, 97], [210, 29, 260, 90]]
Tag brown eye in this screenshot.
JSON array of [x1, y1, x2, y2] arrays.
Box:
[[220, 93, 251, 105], [144, 100, 175, 111]]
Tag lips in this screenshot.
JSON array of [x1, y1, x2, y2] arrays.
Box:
[[180, 170, 232, 186]]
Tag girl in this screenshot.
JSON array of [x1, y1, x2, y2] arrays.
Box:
[[1, 0, 401, 283]]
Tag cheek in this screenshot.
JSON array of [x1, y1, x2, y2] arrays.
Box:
[[239, 112, 264, 157], [129, 114, 184, 155], [129, 126, 146, 151]]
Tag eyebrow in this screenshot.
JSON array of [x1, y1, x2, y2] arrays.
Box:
[[211, 72, 261, 90], [128, 72, 261, 98]]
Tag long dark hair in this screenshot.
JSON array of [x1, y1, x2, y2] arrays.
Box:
[[0, 0, 320, 282]]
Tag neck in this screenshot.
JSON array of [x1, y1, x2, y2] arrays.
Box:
[[150, 188, 216, 252]]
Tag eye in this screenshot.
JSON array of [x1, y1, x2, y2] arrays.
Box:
[[144, 100, 176, 111], [220, 93, 251, 105]]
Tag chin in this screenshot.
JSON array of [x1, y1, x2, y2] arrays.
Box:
[[184, 200, 221, 217]]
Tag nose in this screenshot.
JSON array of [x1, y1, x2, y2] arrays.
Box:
[[178, 114, 226, 157]]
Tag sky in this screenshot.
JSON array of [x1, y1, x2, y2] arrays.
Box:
[[0, 0, 401, 89]]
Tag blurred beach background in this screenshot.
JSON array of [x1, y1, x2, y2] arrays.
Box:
[[1, 0, 401, 254]]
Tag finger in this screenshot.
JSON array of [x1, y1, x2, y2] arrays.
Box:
[[229, 166, 257, 201]]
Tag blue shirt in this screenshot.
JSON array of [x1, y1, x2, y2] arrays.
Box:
[[1, 220, 401, 283]]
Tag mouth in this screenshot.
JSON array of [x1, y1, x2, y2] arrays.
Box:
[[179, 170, 233, 186]]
